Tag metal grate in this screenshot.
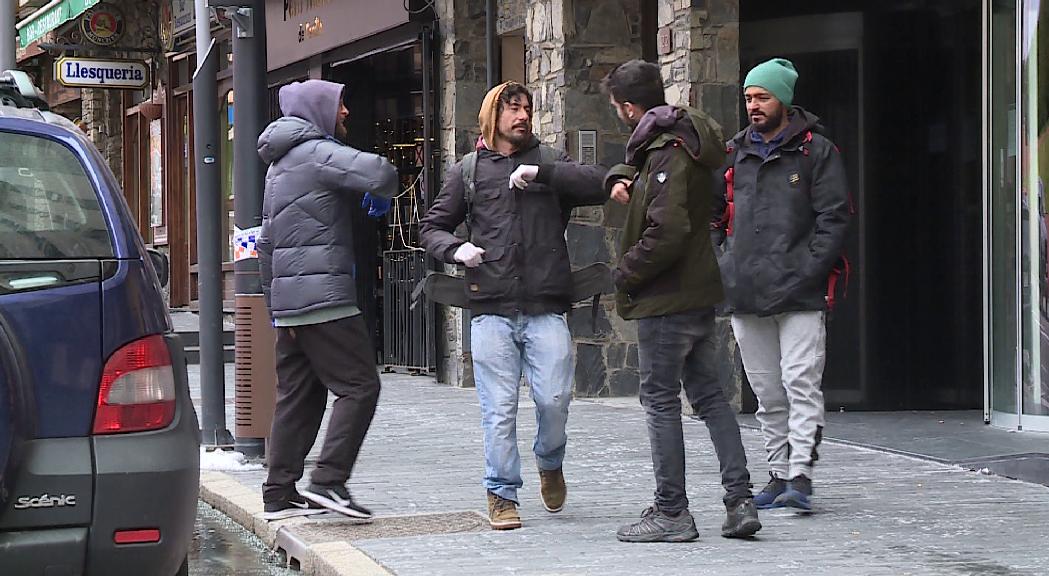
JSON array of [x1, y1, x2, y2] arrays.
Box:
[[382, 249, 433, 372], [284, 511, 487, 542]]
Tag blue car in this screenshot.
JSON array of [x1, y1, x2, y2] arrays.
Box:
[[0, 71, 199, 575]]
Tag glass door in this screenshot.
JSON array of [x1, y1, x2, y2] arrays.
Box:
[[987, 0, 1020, 427], [987, 0, 1049, 431], [1021, 0, 1049, 430]]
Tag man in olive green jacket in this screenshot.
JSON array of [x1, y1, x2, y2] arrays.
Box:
[[603, 60, 761, 544]]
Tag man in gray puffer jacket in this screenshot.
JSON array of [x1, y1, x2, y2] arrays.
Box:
[[256, 79, 397, 521]]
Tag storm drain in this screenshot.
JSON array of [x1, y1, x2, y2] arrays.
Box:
[[294, 511, 488, 541]]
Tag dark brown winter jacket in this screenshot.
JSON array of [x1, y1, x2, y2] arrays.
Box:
[[419, 136, 608, 316]]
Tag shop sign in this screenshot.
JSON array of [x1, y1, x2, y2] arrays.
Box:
[[265, 0, 408, 72], [173, 0, 195, 35], [81, 2, 125, 47], [159, 2, 175, 51], [55, 57, 149, 90], [18, 0, 101, 48]]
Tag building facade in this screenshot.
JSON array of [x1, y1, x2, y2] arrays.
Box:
[[434, 0, 1049, 432], [13, 0, 1045, 431]]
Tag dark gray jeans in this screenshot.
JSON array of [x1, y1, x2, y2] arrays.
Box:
[[637, 308, 752, 513]]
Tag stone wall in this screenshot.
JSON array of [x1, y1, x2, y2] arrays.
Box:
[[657, 0, 740, 130], [434, 0, 489, 387], [432, 0, 744, 409], [657, 0, 744, 409], [525, 0, 645, 397]]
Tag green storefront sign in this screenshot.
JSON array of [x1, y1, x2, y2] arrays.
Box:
[[18, 0, 101, 48]]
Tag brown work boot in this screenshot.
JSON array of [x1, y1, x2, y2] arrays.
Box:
[[538, 467, 566, 513], [486, 491, 522, 530]]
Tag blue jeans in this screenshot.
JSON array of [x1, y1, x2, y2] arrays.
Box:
[[471, 313, 574, 503]]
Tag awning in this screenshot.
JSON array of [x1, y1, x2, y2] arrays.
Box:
[[17, 0, 101, 48]]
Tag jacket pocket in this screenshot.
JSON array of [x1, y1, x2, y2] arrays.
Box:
[[532, 242, 572, 301], [465, 244, 513, 302]]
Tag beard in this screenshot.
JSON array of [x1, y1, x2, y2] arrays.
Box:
[[498, 126, 531, 148], [335, 122, 348, 142], [751, 105, 787, 134]]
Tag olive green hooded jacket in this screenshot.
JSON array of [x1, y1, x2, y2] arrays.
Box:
[[605, 105, 726, 320]]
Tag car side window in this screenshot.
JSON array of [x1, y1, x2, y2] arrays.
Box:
[[0, 132, 113, 259]]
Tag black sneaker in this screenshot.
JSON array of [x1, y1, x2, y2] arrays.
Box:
[[262, 491, 320, 521], [302, 483, 373, 519], [753, 472, 787, 509], [616, 505, 699, 543], [774, 475, 813, 511], [722, 498, 762, 538]]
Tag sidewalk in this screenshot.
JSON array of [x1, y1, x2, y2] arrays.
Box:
[[190, 367, 1049, 576]]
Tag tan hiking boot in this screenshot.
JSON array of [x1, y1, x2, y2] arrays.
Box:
[[538, 467, 566, 513], [486, 491, 522, 530]]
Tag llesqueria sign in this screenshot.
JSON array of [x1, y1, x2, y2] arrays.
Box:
[[54, 57, 149, 90]]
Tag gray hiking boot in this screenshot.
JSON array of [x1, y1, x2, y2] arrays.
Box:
[[722, 497, 762, 538], [616, 505, 699, 543]]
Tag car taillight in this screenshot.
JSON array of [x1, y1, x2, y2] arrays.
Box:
[[93, 335, 176, 435]]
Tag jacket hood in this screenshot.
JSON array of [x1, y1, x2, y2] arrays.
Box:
[[626, 105, 724, 169], [278, 79, 344, 137], [257, 116, 329, 164], [732, 106, 823, 150]]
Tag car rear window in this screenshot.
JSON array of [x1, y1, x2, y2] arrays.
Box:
[[0, 131, 113, 259]]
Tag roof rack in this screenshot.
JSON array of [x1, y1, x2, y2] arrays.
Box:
[[0, 70, 49, 111]]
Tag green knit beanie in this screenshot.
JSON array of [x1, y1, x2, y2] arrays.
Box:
[[744, 58, 798, 107]]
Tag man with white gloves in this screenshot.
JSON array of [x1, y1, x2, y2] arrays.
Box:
[[420, 81, 607, 530]]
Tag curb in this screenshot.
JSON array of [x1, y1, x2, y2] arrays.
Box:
[[199, 471, 393, 575]]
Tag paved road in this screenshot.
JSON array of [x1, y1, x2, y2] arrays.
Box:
[[193, 368, 1049, 576]]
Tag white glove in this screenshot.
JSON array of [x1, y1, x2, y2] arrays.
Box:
[[453, 242, 486, 268], [509, 164, 540, 189]]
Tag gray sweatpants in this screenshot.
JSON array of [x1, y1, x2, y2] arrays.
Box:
[[731, 311, 826, 480]]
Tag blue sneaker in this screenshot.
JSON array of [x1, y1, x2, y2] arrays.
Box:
[[753, 473, 787, 509], [774, 475, 813, 511]]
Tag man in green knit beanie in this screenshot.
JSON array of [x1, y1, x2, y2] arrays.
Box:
[[743, 58, 799, 135], [713, 58, 851, 513]]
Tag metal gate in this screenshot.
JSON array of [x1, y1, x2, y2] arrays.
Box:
[[382, 249, 434, 372]]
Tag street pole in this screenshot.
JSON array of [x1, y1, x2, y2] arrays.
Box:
[[193, 0, 233, 448], [228, 0, 268, 458], [1, 0, 17, 71]]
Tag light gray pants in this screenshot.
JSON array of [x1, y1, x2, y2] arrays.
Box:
[[731, 311, 826, 480]]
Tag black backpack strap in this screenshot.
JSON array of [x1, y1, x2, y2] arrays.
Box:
[[463, 145, 557, 240], [461, 151, 478, 241], [537, 144, 560, 165]]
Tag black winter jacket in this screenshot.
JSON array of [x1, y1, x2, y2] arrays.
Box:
[[713, 108, 851, 316], [419, 136, 608, 316]]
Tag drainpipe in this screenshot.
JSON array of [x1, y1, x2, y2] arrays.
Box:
[[1, 0, 16, 70], [486, 0, 499, 88]]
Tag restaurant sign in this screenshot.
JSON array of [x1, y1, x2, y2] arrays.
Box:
[[55, 57, 149, 90]]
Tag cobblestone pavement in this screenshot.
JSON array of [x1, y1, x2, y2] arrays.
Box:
[[190, 368, 1049, 576]]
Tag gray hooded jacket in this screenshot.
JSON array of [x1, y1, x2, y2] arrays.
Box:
[[257, 80, 398, 320]]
